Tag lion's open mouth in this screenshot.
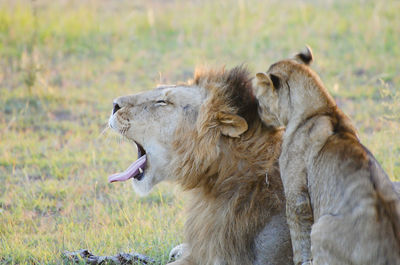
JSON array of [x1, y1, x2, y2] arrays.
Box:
[[108, 142, 147, 183]]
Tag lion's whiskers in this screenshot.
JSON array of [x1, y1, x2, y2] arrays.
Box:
[[98, 123, 111, 139], [115, 127, 131, 145], [98, 121, 131, 145]]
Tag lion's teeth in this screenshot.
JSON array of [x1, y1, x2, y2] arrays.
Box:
[[139, 168, 143, 174]]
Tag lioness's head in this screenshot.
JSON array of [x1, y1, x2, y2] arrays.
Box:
[[109, 66, 258, 195], [255, 46, 336, 127]]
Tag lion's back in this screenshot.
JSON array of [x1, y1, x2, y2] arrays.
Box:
[[309, 129, 400, 264]]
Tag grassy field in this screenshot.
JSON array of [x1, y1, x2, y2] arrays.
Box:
[[0, 0, 399, 264]]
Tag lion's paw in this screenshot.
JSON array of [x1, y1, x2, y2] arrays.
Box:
[[168, 243, 188, 263]]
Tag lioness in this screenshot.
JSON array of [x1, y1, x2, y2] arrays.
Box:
[[108, 66, 293, 265], [255, 47, 400, 265]]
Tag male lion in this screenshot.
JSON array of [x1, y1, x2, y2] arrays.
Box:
[[255, 47, 400, 265], [108, 66, 293, 265]]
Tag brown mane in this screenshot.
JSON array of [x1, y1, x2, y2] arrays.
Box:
[[192, 66, 259, 127], [170, 66, 287, 265]]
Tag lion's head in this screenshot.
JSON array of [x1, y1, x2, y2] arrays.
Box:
[[109, 66, 259, 195], [254, 46, 337, 128]]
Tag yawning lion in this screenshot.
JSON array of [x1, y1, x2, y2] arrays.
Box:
[[109, 66, 293, 265]]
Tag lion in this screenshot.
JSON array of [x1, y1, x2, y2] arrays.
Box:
[[254, 47, 400, 265], [108, 66, 293, 265]]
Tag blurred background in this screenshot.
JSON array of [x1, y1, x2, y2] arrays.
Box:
[[0, 0, 399, 263]]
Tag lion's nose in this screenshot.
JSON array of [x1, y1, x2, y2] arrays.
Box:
[[112, 103, 121, 114]]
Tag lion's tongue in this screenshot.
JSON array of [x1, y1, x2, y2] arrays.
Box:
[[108, 155, 147, 183]]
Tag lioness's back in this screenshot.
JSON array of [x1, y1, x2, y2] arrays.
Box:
[[310, 131, 400, 263], [298, 98, 400, 265]]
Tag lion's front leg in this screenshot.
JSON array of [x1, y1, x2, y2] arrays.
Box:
[[168, 243, 188, 263], [167, 243, 197, 265], [167, 255, 196, 265], [283, 170, 314, 265]]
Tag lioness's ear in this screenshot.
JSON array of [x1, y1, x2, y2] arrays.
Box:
[[294, 45, 313, 65], [217, 112, 248, 138], [256, 72, 280, 90]]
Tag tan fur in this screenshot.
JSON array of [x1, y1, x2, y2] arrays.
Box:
[[110, 66, 293, 265], [255, 47, 400, 265]]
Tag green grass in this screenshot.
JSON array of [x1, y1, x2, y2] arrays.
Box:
[[0, 0, 399, 263]]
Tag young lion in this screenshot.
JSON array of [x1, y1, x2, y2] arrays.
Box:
[[255, 47, 400, 265]]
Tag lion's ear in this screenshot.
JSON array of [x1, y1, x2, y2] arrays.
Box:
[[294, 45, 313, 65], [217, 112, 248, 138]]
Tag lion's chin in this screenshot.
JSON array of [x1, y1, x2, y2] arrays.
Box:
[[131, 172, 157, 196]]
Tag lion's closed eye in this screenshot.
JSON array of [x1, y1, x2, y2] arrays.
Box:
[[155, 100, 168, 106]]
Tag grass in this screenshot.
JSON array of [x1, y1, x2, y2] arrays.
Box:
[[0, 0, 399, 263]]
